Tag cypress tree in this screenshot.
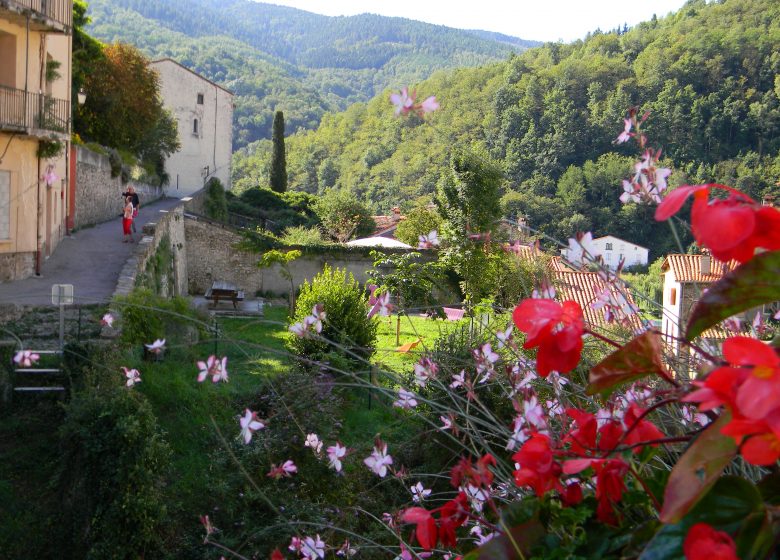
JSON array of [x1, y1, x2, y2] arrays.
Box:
[[270, 110, 287, 193]]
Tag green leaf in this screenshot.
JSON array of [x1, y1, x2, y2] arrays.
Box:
[[736, 511, 775, 560], [757, 470, 780, 506], [462, 519, 546, 560], [587, 331, 670, 396], [659, 413, 737, 524], [641, 476, 764, 560], [685, 251, 780, 340]]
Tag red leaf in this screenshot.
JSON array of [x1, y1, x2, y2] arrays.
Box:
[[660, 413, 737, 524], [587, 331, 669, 396]]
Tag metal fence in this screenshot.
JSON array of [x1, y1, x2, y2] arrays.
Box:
[[0, 85, 70, 134], [2, 0, 73, 28]]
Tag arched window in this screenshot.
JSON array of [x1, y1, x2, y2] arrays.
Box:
[[193, 118, 199, 135]]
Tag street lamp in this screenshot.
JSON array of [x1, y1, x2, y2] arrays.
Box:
[[77, 88, 86, 105]]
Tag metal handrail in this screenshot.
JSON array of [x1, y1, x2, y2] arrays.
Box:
[[2, 0, 73, 28], [0, 85, 70, 134]]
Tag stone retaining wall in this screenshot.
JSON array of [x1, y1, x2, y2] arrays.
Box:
[[113, 205, 188, 300], [74, 146, 164, 230], [184, 215, 415, 296]]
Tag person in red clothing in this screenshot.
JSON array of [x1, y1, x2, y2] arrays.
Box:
[[122, 196, 134, 243]]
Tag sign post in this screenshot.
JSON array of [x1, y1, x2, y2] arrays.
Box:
[[51, 284, 74, 350]]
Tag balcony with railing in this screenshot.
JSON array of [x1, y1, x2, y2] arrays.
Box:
[[0, 85, 70, 138], [0, 0, 73, 33]]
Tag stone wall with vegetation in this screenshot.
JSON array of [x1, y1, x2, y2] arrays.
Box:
[[184, 215, 413, 296], [113, 206, 187, 300], [74, 146, 163, 230]]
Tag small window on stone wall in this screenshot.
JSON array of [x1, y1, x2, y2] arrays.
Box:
[[193, 118, 199, 135], [197, 93, 204, 105]]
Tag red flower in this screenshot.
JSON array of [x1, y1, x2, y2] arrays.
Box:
[[684, 337, 780, 422], [513, 299, 585, 376], [622, 403, 665, 453], [655, 184, 780, 263], [512, 434, 563, 497], [400, 492, 469, 550], [450, 454, 496, 489], [683, 523, 738, 560], [563, 458, 629, 525], [720, 412, 780, 466]]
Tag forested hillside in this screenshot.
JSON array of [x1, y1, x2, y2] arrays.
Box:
[[234, 0, 780, 260], [85, 0, 538, 147]]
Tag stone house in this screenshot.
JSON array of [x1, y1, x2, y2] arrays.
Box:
[[148, 58, 234, 198], [0, 0, 73, 281]]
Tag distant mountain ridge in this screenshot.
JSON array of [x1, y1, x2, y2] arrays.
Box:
[[85, 0, 541, 147]]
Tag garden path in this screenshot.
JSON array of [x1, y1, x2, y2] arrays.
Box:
[[0, 197, 182, 307]]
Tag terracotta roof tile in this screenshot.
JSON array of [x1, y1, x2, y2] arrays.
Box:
[[552, 270, 643, 330], [371, 215, 405, 237], [662, 254, 739, 283]]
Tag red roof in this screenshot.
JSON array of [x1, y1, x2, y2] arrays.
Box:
[[661, 254, 739, 283], [552, 270, 642, 330], [371, 214, 406, 237]]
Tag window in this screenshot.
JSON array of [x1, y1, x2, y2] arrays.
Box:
[[197, 93, 204, 105], [0, 171, 10, 239], [605, 242, 613, 250], [670, 288, 677, 306], [193, 118, 199, 135]]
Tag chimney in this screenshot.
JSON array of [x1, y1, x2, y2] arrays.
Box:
[[700, 254, 711, 276], [391, 207, 401, 222]]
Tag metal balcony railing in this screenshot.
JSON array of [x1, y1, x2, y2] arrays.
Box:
[[0, 85, 70, 136], [1, 0, 73, 30]]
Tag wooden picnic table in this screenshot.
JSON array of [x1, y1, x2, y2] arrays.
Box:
[[205, 281, 245, 309]]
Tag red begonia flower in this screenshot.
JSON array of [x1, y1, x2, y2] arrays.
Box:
[[622, 403, 665, 453], [401, 507, 438, 550], [720, 411, 780, 466], [683, 523, 738, 560], [655, 184, 780, 263], [513, 299, 585, 376], [512, 434, 563, 497]]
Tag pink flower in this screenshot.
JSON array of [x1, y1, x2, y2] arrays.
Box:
[[101, 313, 114, 327], [390, 87, 415, 116], [524, 396, 547, 429], [390, 87, 439, 118], [418, 230, 440, 249], [419, 96, 439, 114], [42, 166, 59, 186], [310, 304, 326, 333], [410, 481, 431, 503], [414, 357, 438, 387], [393, 388, 418, 410], [144, 339, 166, 354], [449, 369, 466, 389], [239, 409, 265, 444], [364, 441, 393, 477], [327, 442, 347, 472], [473, 342, 500, 383], [300, 535, 326, 560], [440, 415, 453, 430], [495, 323, 514, 349], [267, 459, 297, 479], [121, 366, 141, 387], [616, 118, 633, 143], [13, 350, 40, 368], [305, 433, 323, 455], [197, 355, 228, 383], [567, 232, 601, 264], [367, 285, 392, 318]]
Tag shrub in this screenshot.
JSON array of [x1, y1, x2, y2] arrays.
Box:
[[314, 188, 375, 242], [204, 177, 228, 221], [114, 288, 207, 348], [55, 386, 171, 559], [279, 225, 325, 246], [288, 265, 377, 364], [394, 206, 443, 247]]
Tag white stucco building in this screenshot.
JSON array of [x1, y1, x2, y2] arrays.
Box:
[[149, 58, 233, 198], [562, 235, 649, 271]]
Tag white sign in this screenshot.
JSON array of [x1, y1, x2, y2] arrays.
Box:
[[51, 284, 74, 305]]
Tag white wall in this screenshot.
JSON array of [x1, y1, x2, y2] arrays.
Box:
[[149, 60, 233, 198], [562, 235, 649, 271], [662, 268, 682, 355]]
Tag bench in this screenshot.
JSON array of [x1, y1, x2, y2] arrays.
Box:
[[205, 281, 245, 309]]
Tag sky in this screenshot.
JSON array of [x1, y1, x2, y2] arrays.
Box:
[[257, 0, 690, 42]]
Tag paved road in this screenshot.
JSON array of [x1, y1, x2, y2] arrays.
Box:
[[0, 197, 182, 307]]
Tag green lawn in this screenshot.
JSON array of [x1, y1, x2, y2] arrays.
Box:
[[372, 312, 460, 373]]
